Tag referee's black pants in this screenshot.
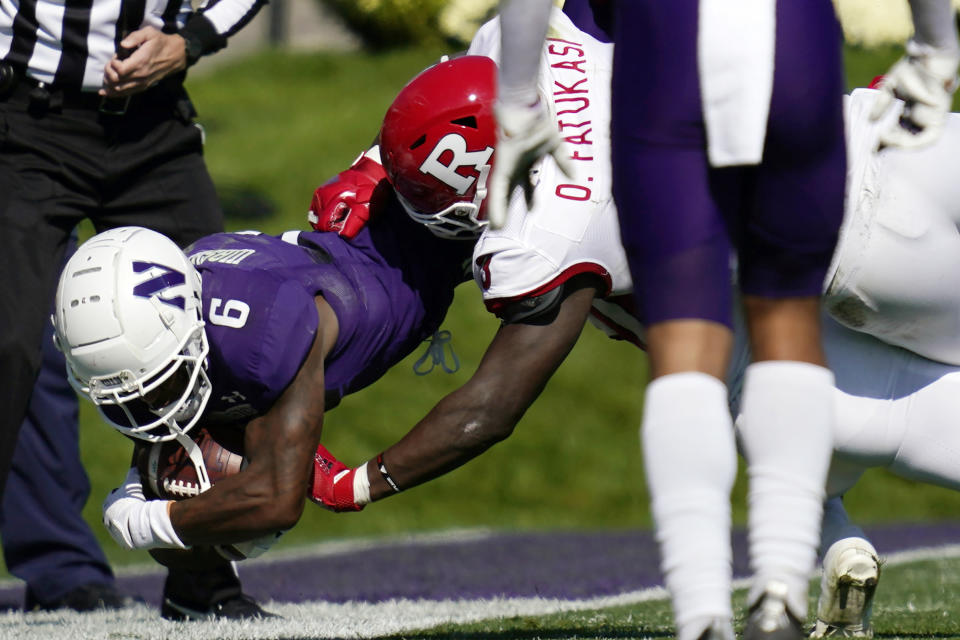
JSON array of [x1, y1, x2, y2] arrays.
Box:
[[0, 82, 224, 498]]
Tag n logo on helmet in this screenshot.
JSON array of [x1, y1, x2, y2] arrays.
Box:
[[419, 133, 493, 194], [132, 262, 186, 310]]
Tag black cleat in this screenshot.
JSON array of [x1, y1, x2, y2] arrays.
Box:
[[161, 561, 278, 621], [26, 582, 143, 613], [744, 581, 805, 640], [161, 591, 277, 621]]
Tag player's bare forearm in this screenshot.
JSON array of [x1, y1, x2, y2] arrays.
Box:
[[368, 284, 598, 500], [167, 414, 315, 545], [169, 297, 338, 545]]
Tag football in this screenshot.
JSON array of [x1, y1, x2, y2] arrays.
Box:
[[134, 425, 284, 560], [135, 425, 247, 501]]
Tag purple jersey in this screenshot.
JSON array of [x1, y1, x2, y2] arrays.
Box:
[[187, 205, 472, 425]]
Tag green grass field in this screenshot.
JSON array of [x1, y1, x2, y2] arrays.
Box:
[[4, 41, 960, 582], [400, 554, 960, 640], [4, 545, 960, 639]]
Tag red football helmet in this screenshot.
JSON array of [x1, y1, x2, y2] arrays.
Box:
[[380, 55, 498, 239]]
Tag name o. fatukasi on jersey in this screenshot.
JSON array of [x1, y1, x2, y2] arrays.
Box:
[[467, 7, 640, 344], [187, 206, 472, 426]]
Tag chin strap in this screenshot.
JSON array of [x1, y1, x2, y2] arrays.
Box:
[[174, 429, 212, 493], [413, 330, 460, 375]]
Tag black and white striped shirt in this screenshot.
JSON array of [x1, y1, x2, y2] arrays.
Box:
[[0, 0, 266, 91]]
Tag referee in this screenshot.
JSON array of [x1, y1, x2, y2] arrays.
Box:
[[0, 0, 269, 618]]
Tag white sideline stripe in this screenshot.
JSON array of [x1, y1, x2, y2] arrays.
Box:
[[0, 527, 501, 585], [0, 589, 675, 640], [1, 539, 958, 640], [875, 542, 960, 565]]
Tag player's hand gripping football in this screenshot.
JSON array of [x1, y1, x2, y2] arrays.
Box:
[[870, 39, 960, 150], [309, 443, 369, 512], [102, 467, 188, 551], [487, 97, 574, 230], [308, 149, 389, 240]]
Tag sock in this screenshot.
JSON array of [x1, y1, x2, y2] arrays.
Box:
[[643, 372, 737, 640], [820, 496, 866, 556], [739, 361, 834, 618]]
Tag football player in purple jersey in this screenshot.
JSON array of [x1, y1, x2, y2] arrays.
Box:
[[52, 201, 472, 617]]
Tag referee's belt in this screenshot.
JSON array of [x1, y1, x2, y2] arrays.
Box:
[[0, 65, 183, 116]]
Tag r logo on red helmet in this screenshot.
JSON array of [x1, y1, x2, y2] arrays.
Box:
[[419, 134, 494, 195]]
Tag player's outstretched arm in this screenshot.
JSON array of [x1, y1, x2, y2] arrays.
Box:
[[167, 296, 339, 546], [312, 279, 601, 511]]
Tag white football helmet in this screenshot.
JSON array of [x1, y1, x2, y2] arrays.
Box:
[[53, 226, 211, 442]]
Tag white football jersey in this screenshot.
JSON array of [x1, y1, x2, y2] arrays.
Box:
[[467, 10, 638, 342], [825, 89, 960, 365], [470, 15, 960, 371], [468, 11, 960, 501]]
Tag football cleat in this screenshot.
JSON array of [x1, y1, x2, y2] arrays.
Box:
[[695, 617, 734, 640], [810, 537, 880, 638], [161, 592, 277, 621], [744, 581, 805, 640], [160, 562, 278, 621]]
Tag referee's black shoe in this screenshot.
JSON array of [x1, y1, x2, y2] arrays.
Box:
[[26, 582, 143, 612]]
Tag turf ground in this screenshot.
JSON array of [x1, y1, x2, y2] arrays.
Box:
[[2, 39, 960, 638], [2, 525, 960, 639]]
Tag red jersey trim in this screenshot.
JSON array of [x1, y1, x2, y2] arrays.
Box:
[[589, 306, 646, 350], [484, 262, 612, 316]]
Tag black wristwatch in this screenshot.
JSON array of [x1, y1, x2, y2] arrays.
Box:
[[181, 30, 204, 67]]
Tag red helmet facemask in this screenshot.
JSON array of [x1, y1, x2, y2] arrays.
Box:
[[380, 56, 498, 240]]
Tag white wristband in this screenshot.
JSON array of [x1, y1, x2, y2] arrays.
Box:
[[139, 500, 188, 550], [353, 462, 371, 507]]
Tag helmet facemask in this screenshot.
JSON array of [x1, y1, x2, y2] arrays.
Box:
[[395, 159, 491, 240], [74, 323, 212, 443]]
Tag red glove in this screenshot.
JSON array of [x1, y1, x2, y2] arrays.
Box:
[[308, 151, 389, 240], [309, 443, 367, 512]]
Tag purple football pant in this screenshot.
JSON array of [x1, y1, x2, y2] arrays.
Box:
[[611, 0, 846, 327]]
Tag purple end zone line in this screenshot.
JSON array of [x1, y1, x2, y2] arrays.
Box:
[[1, 524, 957, 611]]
